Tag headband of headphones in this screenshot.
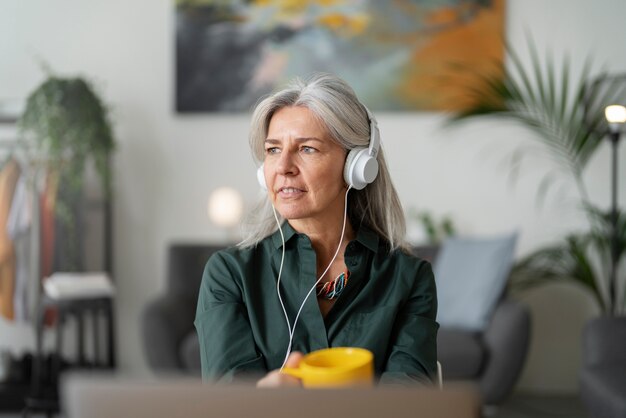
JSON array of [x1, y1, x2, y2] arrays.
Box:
[[364, 107, 380, 160]]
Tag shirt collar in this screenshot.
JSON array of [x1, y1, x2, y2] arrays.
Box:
[[270, 221, 379, 253], [355, 224, 380, 253], [270, 222, 298, 249]]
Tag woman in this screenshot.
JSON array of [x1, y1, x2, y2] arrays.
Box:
[[194, 73, 438, 387]]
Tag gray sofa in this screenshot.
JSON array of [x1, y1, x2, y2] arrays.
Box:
[[142, 244, 530, 405]]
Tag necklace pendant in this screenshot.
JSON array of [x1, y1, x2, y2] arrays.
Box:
[[316, 271, 349, 300]]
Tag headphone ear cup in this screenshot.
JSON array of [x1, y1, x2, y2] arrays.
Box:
[[344, 148, 378, 190], [257, 164, 267, 190]]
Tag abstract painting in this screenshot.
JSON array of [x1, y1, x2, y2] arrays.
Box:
[[175, 0, 505, 112]]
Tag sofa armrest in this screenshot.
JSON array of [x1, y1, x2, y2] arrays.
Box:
[[141, 293, 197, 372], [479, 298, 531, 405]]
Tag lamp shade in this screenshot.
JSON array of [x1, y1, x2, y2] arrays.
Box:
[[605, 105, 626, 124], [207, 187, 244, 228]]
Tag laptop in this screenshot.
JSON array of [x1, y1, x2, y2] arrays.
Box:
[[62, 373, 481, 418]]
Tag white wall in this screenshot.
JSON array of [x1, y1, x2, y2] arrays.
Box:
[[1, 0, 625, 393]]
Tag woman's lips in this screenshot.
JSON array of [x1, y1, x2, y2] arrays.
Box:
[[277, 187, 305, 197]]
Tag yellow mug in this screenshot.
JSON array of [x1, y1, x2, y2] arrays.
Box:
[[281, 347, 374, 388]]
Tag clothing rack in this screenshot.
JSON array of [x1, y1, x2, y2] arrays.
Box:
[[0, 137, 115, 414]]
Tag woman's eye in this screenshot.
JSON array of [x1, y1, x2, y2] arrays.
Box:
[[265, 147, 280, 154], [301, 146, 316, 154]]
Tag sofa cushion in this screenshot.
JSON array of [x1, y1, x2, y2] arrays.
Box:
[[434, 233, 517, 331], [180, 332, 201, 375], [437, 329, 485, 379]]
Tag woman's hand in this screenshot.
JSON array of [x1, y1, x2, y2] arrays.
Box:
[[256, 352, 304, 388]]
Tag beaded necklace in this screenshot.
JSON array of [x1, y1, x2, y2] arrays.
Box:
[[316, 271, 349, 300]]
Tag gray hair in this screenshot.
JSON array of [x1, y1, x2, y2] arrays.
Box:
[[239, 73, 409, 253]]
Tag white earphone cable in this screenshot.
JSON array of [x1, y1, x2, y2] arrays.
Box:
[[271, 204, 290, 338], [272, 186, 352, 370]]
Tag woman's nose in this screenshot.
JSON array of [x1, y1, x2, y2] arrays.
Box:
[[275, 150, 299, 176]]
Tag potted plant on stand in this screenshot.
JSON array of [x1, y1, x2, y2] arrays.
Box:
[[17, 72, 115, 271], [448, 41, 625, 416], [15, 70, 116, 414]]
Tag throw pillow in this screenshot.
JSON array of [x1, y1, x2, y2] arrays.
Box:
[[433, 233, 518, 331]]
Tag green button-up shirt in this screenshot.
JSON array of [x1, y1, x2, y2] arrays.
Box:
[[194, 223, 438, 385]]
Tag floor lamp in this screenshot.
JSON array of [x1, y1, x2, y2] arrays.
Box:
[[605, 104, 626, 315]]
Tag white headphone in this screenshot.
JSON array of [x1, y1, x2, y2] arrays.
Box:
[[257, 108, 380, 191]]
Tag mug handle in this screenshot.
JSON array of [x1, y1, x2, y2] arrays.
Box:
[[280, 367, 303, 379]]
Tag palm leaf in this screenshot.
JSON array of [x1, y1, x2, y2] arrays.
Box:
[[509, 205, 626, 314], [510, 234, 607, 312], [449, 40, 608, 203], [446, 41, 626, 313]]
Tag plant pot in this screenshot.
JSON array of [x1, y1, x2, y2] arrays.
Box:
[[580, 316, 626, 418]]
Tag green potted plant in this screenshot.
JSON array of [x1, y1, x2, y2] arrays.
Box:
[[17, 72, 115, 271], [407, 207, 456, 245], [448, 39, 625, 316], [447, 41, 625, 413]]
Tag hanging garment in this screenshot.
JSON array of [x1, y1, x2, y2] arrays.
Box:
[[40, 170, 59, 326], [0, 159, 21, 320], [7, 172, 32, 322]]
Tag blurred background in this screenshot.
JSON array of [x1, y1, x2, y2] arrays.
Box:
[[0, 0, 625, 414]]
